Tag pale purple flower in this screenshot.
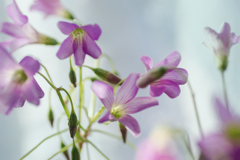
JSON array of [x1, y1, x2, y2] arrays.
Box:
[[0, 0, 58, 53], [57, 21, 102, 66], [91, 73, 158, 137], [137, 51, 188, 98], [0, 45, 44, 115], [198, 98, 240, 160], [203, 22, 240, 71], [30, 0, 74, 19]]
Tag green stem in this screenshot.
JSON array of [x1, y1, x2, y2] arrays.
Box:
[[86, 143, 91, 160], [40, 64, 53, 84], [79, 66, 83, 128], [48, 88, 52, 107], [20, 129, 68, 160], [57, 113, 65, 141], [101, 53, 117, 73], [187, 81, 203, 138], [56, 90, 70, 118], [48, 143, 73, 160], [59, 88, 74, 111], [221, 71, 229, 108], [38, 72, 56, 90], [86, 140, 110, 160], [91, 129, 136, 150], [114, 78, 126, 94]]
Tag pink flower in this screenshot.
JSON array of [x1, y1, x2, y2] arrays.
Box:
[[30, 0, 74, 19], [0, 45, 44, 115], [137, 51, 188, 98], [203, 22, 240, 71], [198, 98, 240, 159], [0, 0, 58, 53], [57, 21, 102, 66], [91, 73, 159, 137]]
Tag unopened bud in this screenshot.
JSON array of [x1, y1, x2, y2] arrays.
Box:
[[63, 10, 74, 20], [48, 107, 54, 127], [69, 68, 77, 87], [39, 34, 59, 45], [119, 122, 127, 143], [61, 141, 70, 160], [137, 66, 167, 88], [71, 143, 80, 160], [216, 55, 228, 72], [68, 111, 78, 138], [92, 68, 121, 84]]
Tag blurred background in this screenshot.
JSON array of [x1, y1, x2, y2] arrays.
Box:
[[1, 0, 240, 159]]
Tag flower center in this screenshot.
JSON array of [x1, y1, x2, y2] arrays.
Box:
[[225, 124, 240, 143], [71, 28, 85, 39], [12, 70, 27, 84], [111, 105, 124, 119]]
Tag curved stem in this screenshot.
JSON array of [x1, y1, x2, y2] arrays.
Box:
[[56, 90, 70, 118], [38, 72, 56, 90], [221, 71, 229, 108], [114, 78, 126, 94], [187, 81, 203, 138], [20, 129, 68, 160], [59, 88, 74, 111], [91, 129, 136, 150], [101, 53, 116, 73], [40, 64, 53, 84], [86, 140, 109, 160]]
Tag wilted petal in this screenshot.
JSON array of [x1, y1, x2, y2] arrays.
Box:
[[22, 78, 44, 105], [82, 34, 102, 59], [115, 73, 140, 105], [58, 21, 78, 35], [80, 24, 101, 40], [231, 32, 240, 45], [91, 81, 114, 110], [198, 133, 232, 160], [155, 51, 181, 68], [10, 38, 33, 53], [119, 115, 140, 137], [1, 22, 26, 38], [98, 111, 117, 123], [56, 35, 73, 59], [140, 55, 153, 71], [73, 39, 86, 66], [19, 56, 40, 76], [123, 97, 158, 114], [161, 68, 188, 85], [218, 23, 231, 48], [215, 98, 233, 124], [6, 0, 28, 26], [149, 85, 165, 97]]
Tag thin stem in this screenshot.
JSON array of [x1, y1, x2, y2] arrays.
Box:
[[20, 129, 68, 160], [86, 143, 91, 160], [38, 72, 56, 90], [59, 88, 74, 111], [187, 81, 203, 138], [86, 140, 109, 160], [91, 129, 136, 150], [48, 143, 73, 160], [221, 71, 229, 108], [101, 53, 116, 73], [57, 113, 65, 141], [114, 78, 126, 94], [40, 64, 53, 84], [79, 66, 83, 128], [56, 90, 70, 118], [48, 88, 52, 107], [82, 65, 93, 70]]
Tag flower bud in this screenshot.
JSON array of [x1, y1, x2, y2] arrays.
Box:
[[69, 68, 77, 87], [63, 10, 74, 20], [119, 122, 127, 143], [61, 141, 70, 160], [39, 34, 59, 45], [92, 68, 121, 84], [48, 107, 54, 127], [137, 66, 167, 88], [71, 143, 80, 160], [216, 55, 228, 72], [68, 111, 78, 138]]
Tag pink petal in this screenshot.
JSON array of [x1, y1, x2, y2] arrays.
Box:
[[0, 39, 14, 49], [22, 78, 44, 105], [56, 35, 73, 59], [9, 38, 33, 53], [98, 111, 117, 123], [73, 39, 86, 66], [152, 80, 180, 98], [123, 97, 158, 114], [140, 55, 153, 71], [198, 133, 232, 160], [1, 22, 26, 38], [114, 73, 140, 105], [231, 32, 240, 45], [19, 56, 40, 76], [6, 0, 28, 26], [155, 51, 181, 68], [149, 85, 165, 97], [218, 23, 231, 48], [0, 45, 16, 70], [118, 115, 140, 137], [215, 98, 233, 124], [82, 34, 102, 59], [80, 24, 101, 40], [91, 81, 114, 111], [161, 68, 188, 85], [58, 21, 78, 35]]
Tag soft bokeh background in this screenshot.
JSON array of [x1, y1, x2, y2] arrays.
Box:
[[1, 0, 240, 159]]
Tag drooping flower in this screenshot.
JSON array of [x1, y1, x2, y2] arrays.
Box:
[[198, 98, 240, 160], [30, 0, 74, 19], [0, 0, 58, 53], [134, 127, 177, 160], [203, 22, 240, 71], [57, 21, 102, 66], [91, 73, 158, 137], [137, 51, 188, 98], [0, 45, 44, 115]]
